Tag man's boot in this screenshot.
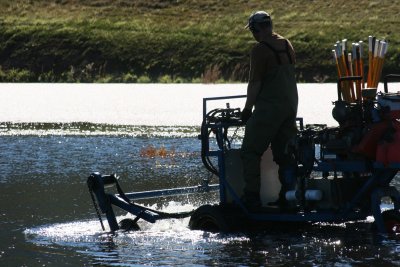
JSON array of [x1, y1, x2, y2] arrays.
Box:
[[269, 168, 297, 209]]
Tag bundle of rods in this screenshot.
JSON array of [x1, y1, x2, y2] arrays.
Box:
[[332, 36, 388, 103], [367, 36, 389, 88]]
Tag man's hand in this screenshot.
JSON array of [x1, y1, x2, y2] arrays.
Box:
[[241, 108, 252, 124]]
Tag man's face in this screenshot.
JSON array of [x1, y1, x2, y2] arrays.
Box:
[[251, 30, 261, 42]]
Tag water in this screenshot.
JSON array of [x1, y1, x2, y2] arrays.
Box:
[[0, 83, 399, 266]]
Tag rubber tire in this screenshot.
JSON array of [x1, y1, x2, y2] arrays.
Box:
[[189, 204, 230, 232], [382, 209, 400, 234], [118, 218, 140, 231]]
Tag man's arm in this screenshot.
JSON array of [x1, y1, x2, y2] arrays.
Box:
[[244, 80, 262, 110], [244, 44, 264, 111], [241, 80, 261, 123]]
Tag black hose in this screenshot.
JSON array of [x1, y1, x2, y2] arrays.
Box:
[[200, 107, 242, 176]]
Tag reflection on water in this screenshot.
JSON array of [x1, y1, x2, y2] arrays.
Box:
[[0, 122, 199, 138], [1, 133, 217, 266], [24, 211, 400, 266], [2, 132, 398, 266], [0, 84, 399, 266]]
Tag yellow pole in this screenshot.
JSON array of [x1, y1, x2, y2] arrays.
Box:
[[348, 52, 356, 101], [371, 39, 381, 88], [374, 41, 388, 88], [341, 39, 354, 102], [333, 43, 351, 102]]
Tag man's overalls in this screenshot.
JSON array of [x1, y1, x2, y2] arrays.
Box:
[[241, 40, 298, 206]]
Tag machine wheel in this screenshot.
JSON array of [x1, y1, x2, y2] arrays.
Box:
[[189, 204, 230, 232], [118, 218, 140, 231], [382, 209, 400, 234]]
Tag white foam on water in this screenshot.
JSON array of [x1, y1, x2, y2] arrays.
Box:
[[24, 200, 253, 266], [24, 200, 248, 249], [24, 219, 106, 246], [25, 202, 396, 249], [23, 201, 399, 266]]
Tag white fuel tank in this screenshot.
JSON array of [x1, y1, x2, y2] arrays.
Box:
[[224, 148, 280, 206], [259, 148, 280, 205]]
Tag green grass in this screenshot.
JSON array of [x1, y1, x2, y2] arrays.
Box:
[[0, 0, 399, 82]]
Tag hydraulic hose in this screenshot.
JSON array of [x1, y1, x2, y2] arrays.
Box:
[[200, 107, 242, 176]]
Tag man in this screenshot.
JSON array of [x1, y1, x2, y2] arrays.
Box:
[[240, 11, 298, 209]]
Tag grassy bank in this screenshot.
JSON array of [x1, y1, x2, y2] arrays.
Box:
[[0, 0, 399, 83]]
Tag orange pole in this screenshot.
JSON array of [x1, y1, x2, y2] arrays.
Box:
[[354, 45, 362, 101], [367, 36, 374, 87], [333, 49, 342, 77], [359, 41, 365, 89]]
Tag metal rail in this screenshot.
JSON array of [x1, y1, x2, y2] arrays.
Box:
[[122, 184, 220, 200]]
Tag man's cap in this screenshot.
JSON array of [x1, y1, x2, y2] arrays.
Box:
[[245, 11, 272, 29]]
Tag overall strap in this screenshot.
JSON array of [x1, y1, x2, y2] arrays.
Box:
[[261, 40, 293, 65], [284, 40, 293, 64]]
